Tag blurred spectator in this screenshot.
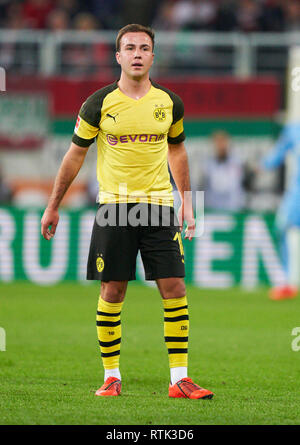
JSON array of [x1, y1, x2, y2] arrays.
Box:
[[215, 0, 237, 31], [171, 0, 217, 31], [0, 166, 12, 204], [259, 0, 285, 32], [243, 157, 284, 211], [56, 0, 83, 20], [73, 12, 99, 31], [202, 131, 246, 211], [284, 0, 300, 31], [85, 0, 122, 30], [236, 0, 260, 32], [152, 0, 179, 30], [167, 0, 196, 30], [62, 12, 111, 76], [47, 9, 70, 31], [0, 0, 10, 27], [1, 0, 299, 33], [22, 0, 55, 29], [2, 1, 26, 30], [120, 0, 160, 28], [0, 1, 35, 73]]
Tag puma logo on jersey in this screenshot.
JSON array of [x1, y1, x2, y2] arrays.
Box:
[[106, 113, 118, 123]]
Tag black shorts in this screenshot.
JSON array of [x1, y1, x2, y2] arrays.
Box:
[[87, 203, 185, 281]]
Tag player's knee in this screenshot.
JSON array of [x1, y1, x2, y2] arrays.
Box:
[[101, 282, 126, 303], [163, 279, 186, 299]]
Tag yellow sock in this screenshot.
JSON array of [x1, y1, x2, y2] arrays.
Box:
[[163, 296, 189, 368], [96, 296, 123, 370]]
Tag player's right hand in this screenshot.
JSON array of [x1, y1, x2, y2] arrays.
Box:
[[41, 207, 59, 240]]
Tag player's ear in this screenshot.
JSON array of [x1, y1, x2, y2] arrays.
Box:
[[150, 51, 154, 66], [115, 52, 121, 65]]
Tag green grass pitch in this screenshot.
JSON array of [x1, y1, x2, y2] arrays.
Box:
[[0, 282, 300, 425]]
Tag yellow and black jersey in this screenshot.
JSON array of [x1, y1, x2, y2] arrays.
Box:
[[72, 80, 185, 206]]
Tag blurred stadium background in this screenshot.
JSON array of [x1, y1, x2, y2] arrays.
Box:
[[1, 0, 300, 288]]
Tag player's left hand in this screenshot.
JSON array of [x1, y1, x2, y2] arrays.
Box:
[[41, 207, 59, 240], [178, 203, 195, 241]]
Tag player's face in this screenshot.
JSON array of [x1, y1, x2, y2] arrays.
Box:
[[116, 32, 154, 79]]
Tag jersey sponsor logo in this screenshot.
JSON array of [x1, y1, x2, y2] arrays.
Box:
[[96, 256, 105, 272], [106, 133, 165, 146], [106, 134, 118, 145], [74, 116, 81, 133], [153, 107, 166, 122]]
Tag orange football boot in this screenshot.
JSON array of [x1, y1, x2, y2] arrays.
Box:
[[95, 377, 121, 396], [169, 378, 214, 399], [269, 285, 298, 301]]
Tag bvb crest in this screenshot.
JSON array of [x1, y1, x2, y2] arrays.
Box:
[[153, 107, 166, 122]]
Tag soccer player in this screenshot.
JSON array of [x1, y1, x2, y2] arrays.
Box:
[[262, 122, 300, 300], [41, 24, 214, 400]]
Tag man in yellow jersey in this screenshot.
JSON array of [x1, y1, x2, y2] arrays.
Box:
[[41, 24, 214, 400]]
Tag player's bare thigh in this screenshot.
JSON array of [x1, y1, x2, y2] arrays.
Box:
[[101, 281, 128, 303], [156, 277, 186, 300]]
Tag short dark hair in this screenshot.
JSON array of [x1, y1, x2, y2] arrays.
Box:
[[116, 24, 155, 52]]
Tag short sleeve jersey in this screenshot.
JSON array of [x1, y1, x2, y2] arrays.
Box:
[[72, 80, 185, 206]]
